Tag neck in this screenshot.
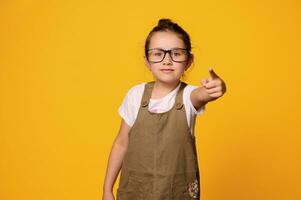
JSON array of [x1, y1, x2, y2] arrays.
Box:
[[153, 80, 181, 95]]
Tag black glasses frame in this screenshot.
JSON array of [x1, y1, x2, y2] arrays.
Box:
[[146, 48, 190, 63]]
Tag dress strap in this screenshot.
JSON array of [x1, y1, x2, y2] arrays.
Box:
[[175, 82, 187, 110], [140, 81, 155, 107]]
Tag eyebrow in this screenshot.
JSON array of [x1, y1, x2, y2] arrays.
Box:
[[148, 47, 187, 50]]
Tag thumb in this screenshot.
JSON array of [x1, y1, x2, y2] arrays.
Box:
[[209, 67, 219, 79]]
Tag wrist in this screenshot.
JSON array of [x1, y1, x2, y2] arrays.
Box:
[[198, 87, 209, 103]]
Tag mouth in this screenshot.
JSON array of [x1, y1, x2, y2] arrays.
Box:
[[160, 68, 175, 72]]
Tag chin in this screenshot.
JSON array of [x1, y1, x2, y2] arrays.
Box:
[[152, 72, 182, 83], [155, 77, 181, 84]]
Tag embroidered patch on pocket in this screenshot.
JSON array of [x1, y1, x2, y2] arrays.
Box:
[[187, 179, 199, 198]]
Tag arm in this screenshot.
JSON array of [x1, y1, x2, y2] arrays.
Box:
[[102, 119, 131, 194]]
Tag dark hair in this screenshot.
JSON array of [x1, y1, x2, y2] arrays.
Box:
[[144, 18, 192, 59]]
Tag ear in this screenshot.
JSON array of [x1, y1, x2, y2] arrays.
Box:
[[185, 54, 194, 70], [144, 55, 151, 70]]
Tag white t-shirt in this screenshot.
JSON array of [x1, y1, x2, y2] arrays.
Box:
[[118, 82, 205, 136]]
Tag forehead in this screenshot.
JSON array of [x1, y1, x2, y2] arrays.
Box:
[[149, 31, 185, 49]]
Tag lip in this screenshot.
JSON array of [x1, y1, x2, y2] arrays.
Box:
[[160, 68, 175, 72]]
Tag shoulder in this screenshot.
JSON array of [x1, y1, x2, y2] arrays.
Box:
[[183, 83, 198, 95], [182, 82, 206, 115], [125, 82, 147, 99], [182, 83, 198, 103], [118, 82, 147, 127]]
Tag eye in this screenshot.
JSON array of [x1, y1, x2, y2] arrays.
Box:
[[154, 52, 163, 56], [172, 52, 181, 56]]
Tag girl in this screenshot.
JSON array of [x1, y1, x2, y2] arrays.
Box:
[[103, 18, 227, 200]]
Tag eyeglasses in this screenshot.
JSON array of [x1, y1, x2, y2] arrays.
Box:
[[146, 48, 190, 63]]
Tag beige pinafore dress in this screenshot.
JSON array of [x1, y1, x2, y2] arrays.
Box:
[[117, 81, 201, 200]]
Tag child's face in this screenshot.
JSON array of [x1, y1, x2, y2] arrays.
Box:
[[144, 31, 193, 85]]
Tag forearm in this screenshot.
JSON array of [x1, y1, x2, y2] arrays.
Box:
[[103, 141, 128, 193]]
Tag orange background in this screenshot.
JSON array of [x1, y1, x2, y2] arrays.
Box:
[[0, 0, 300, 200]]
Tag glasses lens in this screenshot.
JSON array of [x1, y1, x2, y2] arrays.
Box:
[[147, 49, 165, 62], [171, 49, 189, 62]]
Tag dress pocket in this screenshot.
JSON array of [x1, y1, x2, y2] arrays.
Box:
[[183, 179, 200, 199], [170, 173, 200, 200]]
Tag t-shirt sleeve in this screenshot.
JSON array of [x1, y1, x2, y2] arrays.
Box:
[[118, 90, 135, 127], [118, 84, 144, 127], [185, 85, 206, 115]]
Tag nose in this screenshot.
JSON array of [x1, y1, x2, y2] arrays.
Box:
[[162, 52, 172, 65]]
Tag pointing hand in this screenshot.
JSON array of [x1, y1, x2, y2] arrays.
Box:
[[200, 67, 227, 102]]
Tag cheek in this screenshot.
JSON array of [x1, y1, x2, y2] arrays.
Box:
[[151, 64, 162, 70], [175, 65, 186, 72]]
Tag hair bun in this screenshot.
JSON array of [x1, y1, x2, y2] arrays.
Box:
[[158, 18, 173, 26]]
